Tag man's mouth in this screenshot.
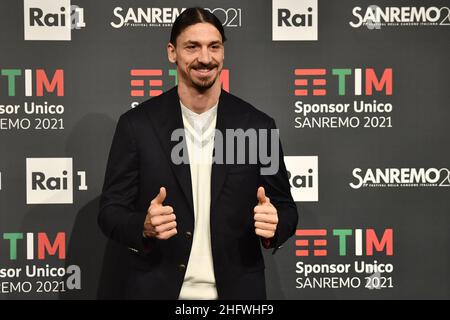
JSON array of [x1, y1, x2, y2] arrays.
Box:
[[195, 68, 213, 73], [192, 65, 217, 75]]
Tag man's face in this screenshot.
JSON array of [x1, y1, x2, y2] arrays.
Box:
[[168, 22, 224, 91]]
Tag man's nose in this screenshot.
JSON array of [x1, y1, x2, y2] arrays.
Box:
[[197, 46, 212, 65]]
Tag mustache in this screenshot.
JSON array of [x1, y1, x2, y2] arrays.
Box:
[[191, 62, 218, 69]]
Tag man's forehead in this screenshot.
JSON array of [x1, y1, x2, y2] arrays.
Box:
[[178, 23, 222, 41]]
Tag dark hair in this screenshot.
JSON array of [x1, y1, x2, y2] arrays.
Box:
[[170, 7, 227, 46]]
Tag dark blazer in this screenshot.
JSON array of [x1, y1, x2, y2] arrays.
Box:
[[98, 86, 298, 299]]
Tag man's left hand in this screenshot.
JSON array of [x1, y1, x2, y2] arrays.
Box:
[[254, 186, 278, 239]]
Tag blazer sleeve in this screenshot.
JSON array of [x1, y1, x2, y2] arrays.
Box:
[[98, 114, 148, 252], [259, 117, 299, 254]]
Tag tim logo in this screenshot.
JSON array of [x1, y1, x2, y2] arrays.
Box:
[[272, 0, 318, 41], [24, 0, 85, 41], [26, 158, 87, 204], [284, 156, 318, 202], [294, 68, 393, 96], [296, 228, 394, 257], [0, 68, 64, 97]]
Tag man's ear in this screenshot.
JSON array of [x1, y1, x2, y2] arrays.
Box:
[[167, 43, 177, 63]]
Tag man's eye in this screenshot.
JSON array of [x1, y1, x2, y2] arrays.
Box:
[[186, 45, 196, 49]]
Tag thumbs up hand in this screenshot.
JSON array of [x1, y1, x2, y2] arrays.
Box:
[[143, 187, 177, 240], [254, 186, 278, 239]]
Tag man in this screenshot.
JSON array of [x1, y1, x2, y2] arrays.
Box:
[[99, 7, 298, 300]]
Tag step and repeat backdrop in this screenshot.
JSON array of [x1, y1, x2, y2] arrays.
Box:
[[0, 0, 449, 299]]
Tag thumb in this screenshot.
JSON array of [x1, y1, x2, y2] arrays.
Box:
[[152, 187, 166, 205], [257, 186, 269, 204]]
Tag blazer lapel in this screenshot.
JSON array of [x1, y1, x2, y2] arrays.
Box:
[[145, 87, 194, 214]]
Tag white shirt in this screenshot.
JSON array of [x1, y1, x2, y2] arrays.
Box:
[[178, 101, 218, 300]]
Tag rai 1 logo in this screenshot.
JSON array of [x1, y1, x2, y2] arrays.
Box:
[[24, 0, 85, 41], [26, 158, 87, 204], [272, 0, 318, 41], [284, 156, 318, 202]]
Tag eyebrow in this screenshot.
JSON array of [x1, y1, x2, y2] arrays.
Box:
[[183, 40, 223, 46]]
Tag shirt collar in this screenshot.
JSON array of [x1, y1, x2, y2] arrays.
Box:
[[180, 100, 218, 132]]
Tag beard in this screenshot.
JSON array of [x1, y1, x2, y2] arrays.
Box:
[[192, 75, 216, 91], [188, 62, 221, 91]]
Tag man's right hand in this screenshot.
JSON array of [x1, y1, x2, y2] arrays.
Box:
[[143, 187, 177, 240]]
